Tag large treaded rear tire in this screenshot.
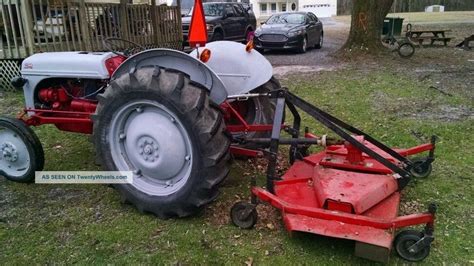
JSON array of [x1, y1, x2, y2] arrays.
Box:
[[93, 66, 231, 218]]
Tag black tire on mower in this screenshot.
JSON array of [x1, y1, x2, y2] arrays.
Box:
[[0, 117, 44, 183], [92, 66, 231, 218], [230, 77, 281, 149], [394, 230, 431, 262]]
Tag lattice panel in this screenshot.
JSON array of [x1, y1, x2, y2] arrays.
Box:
[[0, 60, 21, 91]]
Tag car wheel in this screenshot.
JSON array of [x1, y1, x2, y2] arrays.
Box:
[[211, 31, 224, 42], [298, 36, 307, 53], [315, 32, 323, 49]]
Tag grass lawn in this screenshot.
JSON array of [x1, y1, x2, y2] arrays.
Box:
[[334, 11, 474, 24], [1, 26, 473, 264]]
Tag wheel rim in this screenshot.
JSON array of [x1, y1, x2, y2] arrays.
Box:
[[302, 38, 307, 52], [0, 127, 30, 177], [319, 35, 323, 47], [109, 100, 193, 196]]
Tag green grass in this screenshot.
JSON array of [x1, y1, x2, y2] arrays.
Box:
[[1, 58, 473, 265]]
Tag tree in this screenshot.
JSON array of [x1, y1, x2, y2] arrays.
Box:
[[342, 0, 394, 52]]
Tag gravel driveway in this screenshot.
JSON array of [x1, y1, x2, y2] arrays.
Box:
[[263, 17, 349, 75]]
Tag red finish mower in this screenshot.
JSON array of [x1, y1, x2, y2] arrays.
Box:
[[230, 90, 437, 263]]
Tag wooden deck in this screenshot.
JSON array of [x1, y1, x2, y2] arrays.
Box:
[[0, 0, 183, 60]]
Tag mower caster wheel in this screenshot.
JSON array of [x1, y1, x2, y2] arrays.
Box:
[[230, 201, 257, 229], [394, 230, 431, 262], [410, 159, 432, 178]]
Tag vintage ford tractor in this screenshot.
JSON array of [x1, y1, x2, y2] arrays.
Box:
[[1, 2, 437, 262]]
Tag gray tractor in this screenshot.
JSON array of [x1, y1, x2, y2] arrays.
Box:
[[2, 40, 277, 218]]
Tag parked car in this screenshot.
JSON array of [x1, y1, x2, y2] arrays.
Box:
[[32, 7, 80, 41], [253, 12, 323, 53], [181, 2, 256, 46]]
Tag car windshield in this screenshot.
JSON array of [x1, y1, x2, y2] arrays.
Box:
[[266, 13, 305, 24], [188, 3, 224, 16]]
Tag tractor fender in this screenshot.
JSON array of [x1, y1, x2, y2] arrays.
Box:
[[190, 41, 273, 96], [111, 49, 228, 104]]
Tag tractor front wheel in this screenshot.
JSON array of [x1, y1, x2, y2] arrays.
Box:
[[93, 67, 231, 218], [0, 117, 44, 183]]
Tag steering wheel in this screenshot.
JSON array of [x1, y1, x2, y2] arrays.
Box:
[[103, 37, 146, 58]]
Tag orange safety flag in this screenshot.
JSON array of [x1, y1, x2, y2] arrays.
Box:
[[188, 0, 208, 47]]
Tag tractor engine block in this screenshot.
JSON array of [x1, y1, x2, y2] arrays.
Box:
[[36, 79, 103, 113], [28, 79, 106, 134], [37, 86, 97, 113]]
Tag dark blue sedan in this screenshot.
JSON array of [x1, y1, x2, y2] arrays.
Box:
[[253, 12, 324, 53]]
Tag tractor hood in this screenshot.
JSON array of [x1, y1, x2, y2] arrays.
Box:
[[21, 51, 116, 79]]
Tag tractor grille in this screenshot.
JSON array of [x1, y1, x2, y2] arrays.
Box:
[[259, 34, 288, 42]]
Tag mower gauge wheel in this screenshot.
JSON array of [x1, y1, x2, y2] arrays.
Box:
[[0, 117, 44, 183], [394, 230, 431, 262], [230, 201, 258, 229], [410, 159, 432, 178]]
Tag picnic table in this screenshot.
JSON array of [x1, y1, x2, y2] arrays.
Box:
[[407, 29, 452, 46]]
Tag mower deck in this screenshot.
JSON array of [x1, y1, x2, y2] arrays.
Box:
[[251, 141, 435, 262], [231, 90, 436, 263], [270, 147, 401, 262]]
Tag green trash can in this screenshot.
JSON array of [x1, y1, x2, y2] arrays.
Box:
[[383, 17, 404, 37]]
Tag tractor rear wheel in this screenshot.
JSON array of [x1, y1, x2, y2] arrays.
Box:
[[229, 77, 281, 149], [93, 66, 231, 218]]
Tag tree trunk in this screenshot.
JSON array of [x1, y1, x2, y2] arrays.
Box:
[[342, 0, 394, 52]]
